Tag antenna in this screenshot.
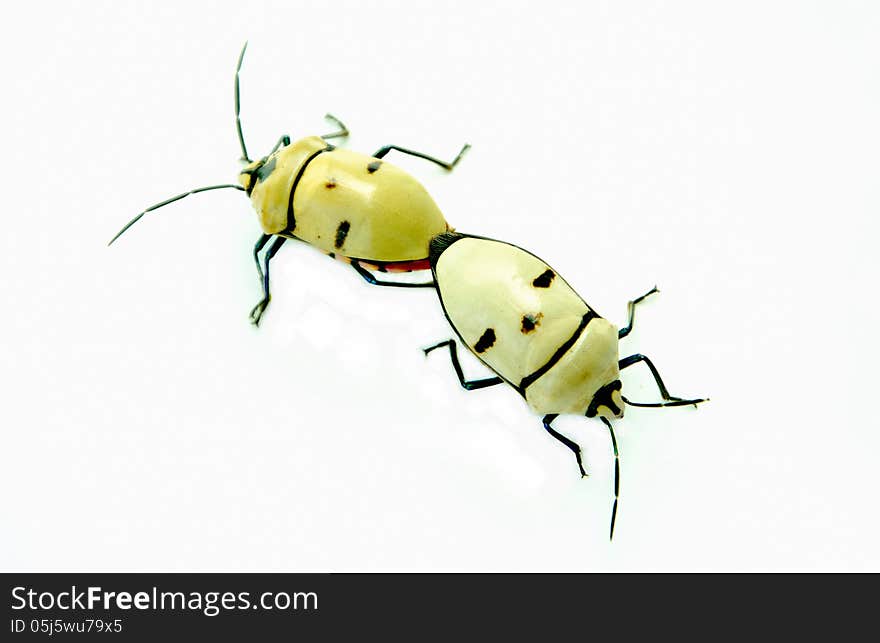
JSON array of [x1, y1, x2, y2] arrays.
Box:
[[108, 184, 245, 246], [235, 41, 251, 163]]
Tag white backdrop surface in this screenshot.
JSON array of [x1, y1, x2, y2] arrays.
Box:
[[1, 1, 878, 571]]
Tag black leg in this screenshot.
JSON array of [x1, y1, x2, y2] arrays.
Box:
[[423, 339, 503, 391], [252, 233, 272, 282], [618, 286, 659, 339], [619, 353, 707, 408], [372, 143, 470, 171], [351, 261, 435, 288], [250, 236, 286, 326], [321, 113, 349, 140], [542, 414, 587, 478], [600, 416, 620, 541], [269, 135, 291, 155]]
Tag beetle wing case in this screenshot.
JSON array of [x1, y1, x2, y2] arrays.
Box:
[[432, 235, 621, 415], [292, 149, 447, 261], [434, 237, 587, 381]]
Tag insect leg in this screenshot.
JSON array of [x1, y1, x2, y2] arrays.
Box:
[[542, 414, 588, 478], [249, 236, 287, 326], [422, 339, 504, 390], [619, 354, 707, 408], [350, 261, 435, 288], [252, 234, 272, 282], [372, 143, 471, 171], [321, 114, 350, 140], [269, 135, 291, 155], [600, 416, 620, 541], [618, 286, 659, 339]]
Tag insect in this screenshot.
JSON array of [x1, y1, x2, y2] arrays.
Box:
[[423, 232, 707, 539], [109, 43, 469, 325]]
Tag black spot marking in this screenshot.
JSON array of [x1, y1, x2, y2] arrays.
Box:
[[474, 328, 496, 353], [325, 179, 337, 189], [334, 220, 351, 249], [367, 160, 382, 173], [254, 156, 277, 183], [533, 269, 555, 288], [521, 313, 543, 334], [328, 252, 335, 259]]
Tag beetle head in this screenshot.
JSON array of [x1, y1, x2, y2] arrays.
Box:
[[238, 157, 267, 195], [586, 380, 625, 420]]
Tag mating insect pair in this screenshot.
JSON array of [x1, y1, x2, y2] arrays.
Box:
[[109, 43, 706, 539]]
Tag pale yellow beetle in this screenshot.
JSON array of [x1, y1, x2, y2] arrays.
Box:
[[423, 232, 707, 539], [109, 43, 469, 325]]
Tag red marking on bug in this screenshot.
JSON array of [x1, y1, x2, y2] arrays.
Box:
[[324, 253, 431, 273]]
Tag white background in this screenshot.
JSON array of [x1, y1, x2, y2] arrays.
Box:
[[2, 1, 878, 571]]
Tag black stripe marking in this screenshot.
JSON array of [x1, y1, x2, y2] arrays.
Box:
[[473, 328, 496, 354], [335, 221, 351, 249], [367, 160, 382, 173], [285, 145, 332, 234], [519, 310, 597, 391], [533, 269, 555, 288]]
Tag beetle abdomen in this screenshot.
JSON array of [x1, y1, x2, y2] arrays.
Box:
[[433, 235, 620, 415]]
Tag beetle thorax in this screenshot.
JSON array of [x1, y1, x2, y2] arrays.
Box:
[[523, 317, 622, 416], [240, 136, 330, 235]]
